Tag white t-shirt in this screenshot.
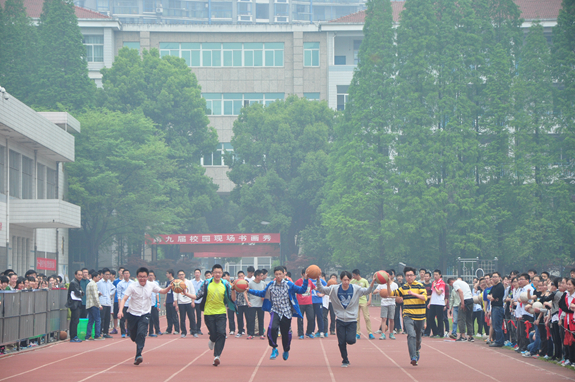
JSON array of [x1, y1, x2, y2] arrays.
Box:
[[430, 281, 446, 306], [124, 281, 162, 316], [452, 280, 472, 300], [515, 284, 534, 317], [376, 282, 398, 306], [175, 279, 196, 304]]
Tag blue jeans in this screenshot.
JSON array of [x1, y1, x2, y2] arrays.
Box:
[[86, 306, 102, 339], [527, 325, 540, 355], [491, 306, 504, 346], [451, 306, 459, 334]]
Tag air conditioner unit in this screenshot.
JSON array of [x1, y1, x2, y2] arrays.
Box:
[[275, 15, 288, 22], [275, 0, 288, 3], [238, 15, 252, 21], [155, 7, 163, 13]]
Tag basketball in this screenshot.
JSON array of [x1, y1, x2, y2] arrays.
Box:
[[59, 331, 68, 340], [375, 270, 389, 285], [395, 297, 403, 304], [532, 301, 544, 313], [473, 295, 481, 304], [519, 292, 528, 302], [327, 279, 338, 286], [306, 265, 321, 279], [233, 279, 249, 292], [171, 279, 186, 294], [379, 288, 389, 298]]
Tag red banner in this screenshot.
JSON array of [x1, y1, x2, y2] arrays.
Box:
[[148, 233, 281, 245], [36, 257, 57, 271]]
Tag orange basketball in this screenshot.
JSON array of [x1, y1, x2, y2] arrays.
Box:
[[59, 331, 68, 340], [375, 270, 389, 284], [306, 265, 321, 279], [395, 297, 403, 304], [233, 279, 249, 292], [327, 279, 338, 286], [379, 288, 389, 298], [171, 279, 186, 294]]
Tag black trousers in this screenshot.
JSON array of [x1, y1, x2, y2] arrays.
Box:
[[228, 308, 236, 332], [236, 305, 248, 334], [195, 303, 203, 333], [473, 311, 483, 334], [101, 305, 111, 335], [81, 305, 88, 319], [329, 303, 336, 333], [247, 306, 264, 336], [205, 314, 227, 357], [424, 304, 433, 335], [551, 321, 562, 360], [70, 307, 81, 339], [323, 307, 329, 334], [149, 306, 160, 335], [430, 305, 444, 336], [165, 303, 180, 333], [336, 320, 357, 363], [297, 304, 315, 336], [127, 312, 149, 359], [268, 311, 292, 351], [178, 303, 196, 335], [517, 315, 534, 351], [120, 307, 129, 335], [313, 303, 324, 333], [394, 303, 403, 331]]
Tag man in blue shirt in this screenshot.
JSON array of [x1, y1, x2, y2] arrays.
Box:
[[111, 267, 123, 334], [192, 269, 204, 335], [312, 277, 327, 337], [163, 269, 180, 334], [116, 269, 134, 337], [97, 268, 116, 338]]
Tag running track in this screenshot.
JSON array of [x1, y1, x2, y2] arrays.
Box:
[[1, 307, 574, 382]]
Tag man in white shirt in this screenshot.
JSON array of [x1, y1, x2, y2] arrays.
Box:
[[97, 268, 116, 338], [428, 269, 446, 338], [116, 270, 134, 338], [118, 267, 183, 365], [449, 277, 474, 341], [175, 270, 197, 338], [147, 270, 162, 337], [374, 270, 398, 340], [191, 269, 204, 335], [515, 273, 535, 353]]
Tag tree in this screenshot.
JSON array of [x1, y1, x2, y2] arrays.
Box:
[[322, 0, 397, 269], [100, 48, 220, 239], [67, 109, 176, 269], [228, 96, 336, 261], [32, 0, 95, 110], [0, 0, 37, 103]]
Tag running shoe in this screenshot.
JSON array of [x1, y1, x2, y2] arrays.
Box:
[[416, 351, 420, 361], [213, 356, 220, 366], [299, 335, 304, 339], [389, 333, 396, 340], [307, 333, 315, 339], [467, 336, 474, 342], [455, 337, 466, 342], [181, 334, 186, 338], [121, 334, 126, 338], [283, 351, 289, 361], [380, 334, 386, 340], [369, 334, 375, 340], [110, 329, 118, 334], [174, 331, 179, 335], [229, 331, 235, 335], [411, 357, 418, 366], [341, 361, 350, 368], [260, 335, 266, 340], [70, 337, 82, 343], [449, 333, 457, 340], [235, 333, 242, 338], [325, 333, 329, 338], [208, 340, 214, 350], [356, 334, 360, 339], [85, 337, 94, 341], [319, 333, 325, 338], [330, 331, 336, 336], [193, 334, 199, 338], [270, 348, 278, 360], [247, 335, 254, 339], [94, 337, 104, 341], [376, 329, 382, 334], [103, 334, 113, 339], [149, 334, 157, 337], [134, 356, 143, 365]]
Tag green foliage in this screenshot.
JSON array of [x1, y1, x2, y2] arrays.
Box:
[[32, 0, 95, 110], [228, 96, 336, 261]]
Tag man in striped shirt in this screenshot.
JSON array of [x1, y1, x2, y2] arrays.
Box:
[[388, 266, 427, 366]]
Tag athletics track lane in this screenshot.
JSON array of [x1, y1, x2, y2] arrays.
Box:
[[1, 307, 574, 382]]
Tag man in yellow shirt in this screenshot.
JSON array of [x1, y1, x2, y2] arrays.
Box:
[[195, 264, 236, 366], [351, 269, 374, 339]]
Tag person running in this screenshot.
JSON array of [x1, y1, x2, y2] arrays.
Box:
[[388, 267, 427, 366], [374, 270, 398, 340], [247, 266, 310, 361], [316, 271, 377, 367], [195, 264, 236, 366], [117, 267, 175, 365]]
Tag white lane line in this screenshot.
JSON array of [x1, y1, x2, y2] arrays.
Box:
[[319, 337, 336, 382], [247, 343, 271, 382], [164, 349, 210, 382]]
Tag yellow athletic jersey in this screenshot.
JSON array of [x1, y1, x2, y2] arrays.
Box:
[[204, 280, 226, 315], [391, 281, 427, 320]]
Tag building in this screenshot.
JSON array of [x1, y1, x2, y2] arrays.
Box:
[[0, 88, 82, 277]]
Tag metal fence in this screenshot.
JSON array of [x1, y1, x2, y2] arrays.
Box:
[[0, 289, 68, 347]]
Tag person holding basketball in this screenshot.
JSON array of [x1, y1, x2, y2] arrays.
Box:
[[117, 267, 177, 365], [315, 271, 377, 367], [247, 266, 310, 361]]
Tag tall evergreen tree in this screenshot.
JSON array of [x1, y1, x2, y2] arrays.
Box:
[[322, 0, 397, 269], [32, 0, 95, 110], [0, 0, 37, 102]]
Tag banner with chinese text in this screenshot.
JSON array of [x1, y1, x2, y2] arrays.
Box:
[[148, 233, 280, 245]]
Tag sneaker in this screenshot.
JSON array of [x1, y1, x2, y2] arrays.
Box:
[[110, 329, 118, 334], [543, 355, 550, 360], [121, 334, 126, 338], [198, 331, 203, 335], [85, 336, 94, 341], [356, 334, 360, 339], [70, 337, 82, 343], [341, 361, 350, 368], [208, 340, 214, 350], [283, 351, 289, 361], [380, 334, 386, 340], [158, 332, 163, 335], [485, 340, 491, 345], [174, 331, 180, 335], [181, 334, 186, 338], [229, 331, 235, 335], [235, 333, 242, 338], [369, 334, 375, 340], [247, 335, 254, 339], [213, 356, 220, 366], [455, 337, 466, 342], [193, 334, 199, 338], [330, 331, 336, 336], [532, 354, 539, 359], [468, 337, 474, 342], [149, 334, 157, 337], [444, 332, 449, 338], [475, 333, 482, 337], [307, 333, 315, 339], [449, 333, 457, 340], [320, 333, 325, 338], [389, 333, 396, 340], [522, 352, 532, 358], [94, 337, 104, 341], [416, 351, 420, 361], [270, 348, 278, 360], [103, 334, 113, 339], [376, 329, 382, 334], [411, 357, 418, 366], [299, 335, 304, 339], [260, 335, 266, 340], [134, 356, 143, 366], [325, 332, 329, 337]]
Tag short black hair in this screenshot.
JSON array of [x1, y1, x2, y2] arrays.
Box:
[[330, 273, 337, 278], [75, 269, 82, 276], [194, 268, 202, 273], [541, 271, 550, 277], [82, 268, 89, 272], [247, 266, 255, 273], [123, 269, 130, 274], [261, 269, 268, 274], [519, 273, 530, 281], [340, 271, 352, 280], [254, 270, 263, 277], [433, 269, 442, 276], [273, 266, 284, 274], [447, 277, 455, 284], [136, 267, 149, 276], [110, 270, 116, 276], [177, 270, 186, 275], [0, 275, 9, 284], [204, 270, 212, 276], [492, 271, 501, 277], [212, 264, 223, 272], [237, 271, 245, 276], [26, 275, 35, 282], [419, 268, 426, 272], [286, 272, 292, 278], [25, 270, 36, 277], [528, 269, 537, 274], [570, 268, 575, 273], [352, 269, 360, 276], [102, 267, 110, 273], [89, 270, 99, 278], [223, 271, 230, 277], [166, 269, 175, 276], [404, 266, 416, 276], [149, 270, 155, 275], [301, 268, 306, 276], [425, 271, 432, 276]]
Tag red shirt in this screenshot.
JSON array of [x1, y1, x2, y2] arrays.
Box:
[[295, 278, 315, 305]]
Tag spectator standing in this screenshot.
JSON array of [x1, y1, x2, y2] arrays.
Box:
[[351, 269, 374, 339], [111, 267, 124, 334], [80, 268, 90, 318], [428, 269, 446, 338], [487, 272, 505, 347], [148, 270, 161, 337], [116, 269, 134, 338], [296, 268, 316, 339], [449, 277, 474, 342], [97, 268, 115, 338], [163, 269, 180, 334], [175, 270, 197, 338], [375, 271, 398, 340], [247, 269, 266, 339], [85, 271, 104, 341], [311, 276, 327, 337], [66, 270, 84, 342], [192, 269, 204, 335], [448, 278, 460, 339], [235, 271, 249, 337]]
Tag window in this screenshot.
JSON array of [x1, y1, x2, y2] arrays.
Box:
[[22, 156, 32, 199], [353, 40, 362, 65], [37, 163, 45, 199], [202, 143, 234, 166], [256, 3, 269, 19], [123, 41, 140, 51], [304, 92, 320, 100], [211, 2, 232, 18], [113, 0, 139, 14], [47, 168, 57, 199], [97, 0, 109, 10], [304, 42, 320, 67], [204, 93, 285, 115], [143, 0, 154, 12], [84, 35, 104, 62], [9, 150, 20, 198], [334, 56, 346, 65], [238, 2, 251, 16], [0, 146, 4, 195], [159, 42, 284, 67], [337, 85, 349, 111]]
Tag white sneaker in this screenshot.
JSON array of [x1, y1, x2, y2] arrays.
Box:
[[213, 356, 220, 366], [475, 333, 482, 337], [208, 340, 214, 350], [229, 331, 235, 335], [444, 332, 449, 338], [320, 333, 325, 338], [375, 330, 382, 334]]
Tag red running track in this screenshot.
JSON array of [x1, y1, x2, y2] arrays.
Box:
[[1, 307, 574, 382]]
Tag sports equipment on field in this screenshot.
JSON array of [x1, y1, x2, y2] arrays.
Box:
[[375, 271, 390, 284], [306, 265, 321, 279], [233, 279, 249, 292], [171, 279, 186, 294]]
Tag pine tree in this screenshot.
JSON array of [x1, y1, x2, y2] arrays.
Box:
[[0, 0, 37, 102], [32, 0, 95, 110]]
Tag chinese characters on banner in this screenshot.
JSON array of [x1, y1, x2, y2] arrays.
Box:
[[148, 233, 281, 245], [36, 257, 57, 271]]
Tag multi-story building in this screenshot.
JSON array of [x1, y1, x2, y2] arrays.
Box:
[[0, 88, 82, 276]]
